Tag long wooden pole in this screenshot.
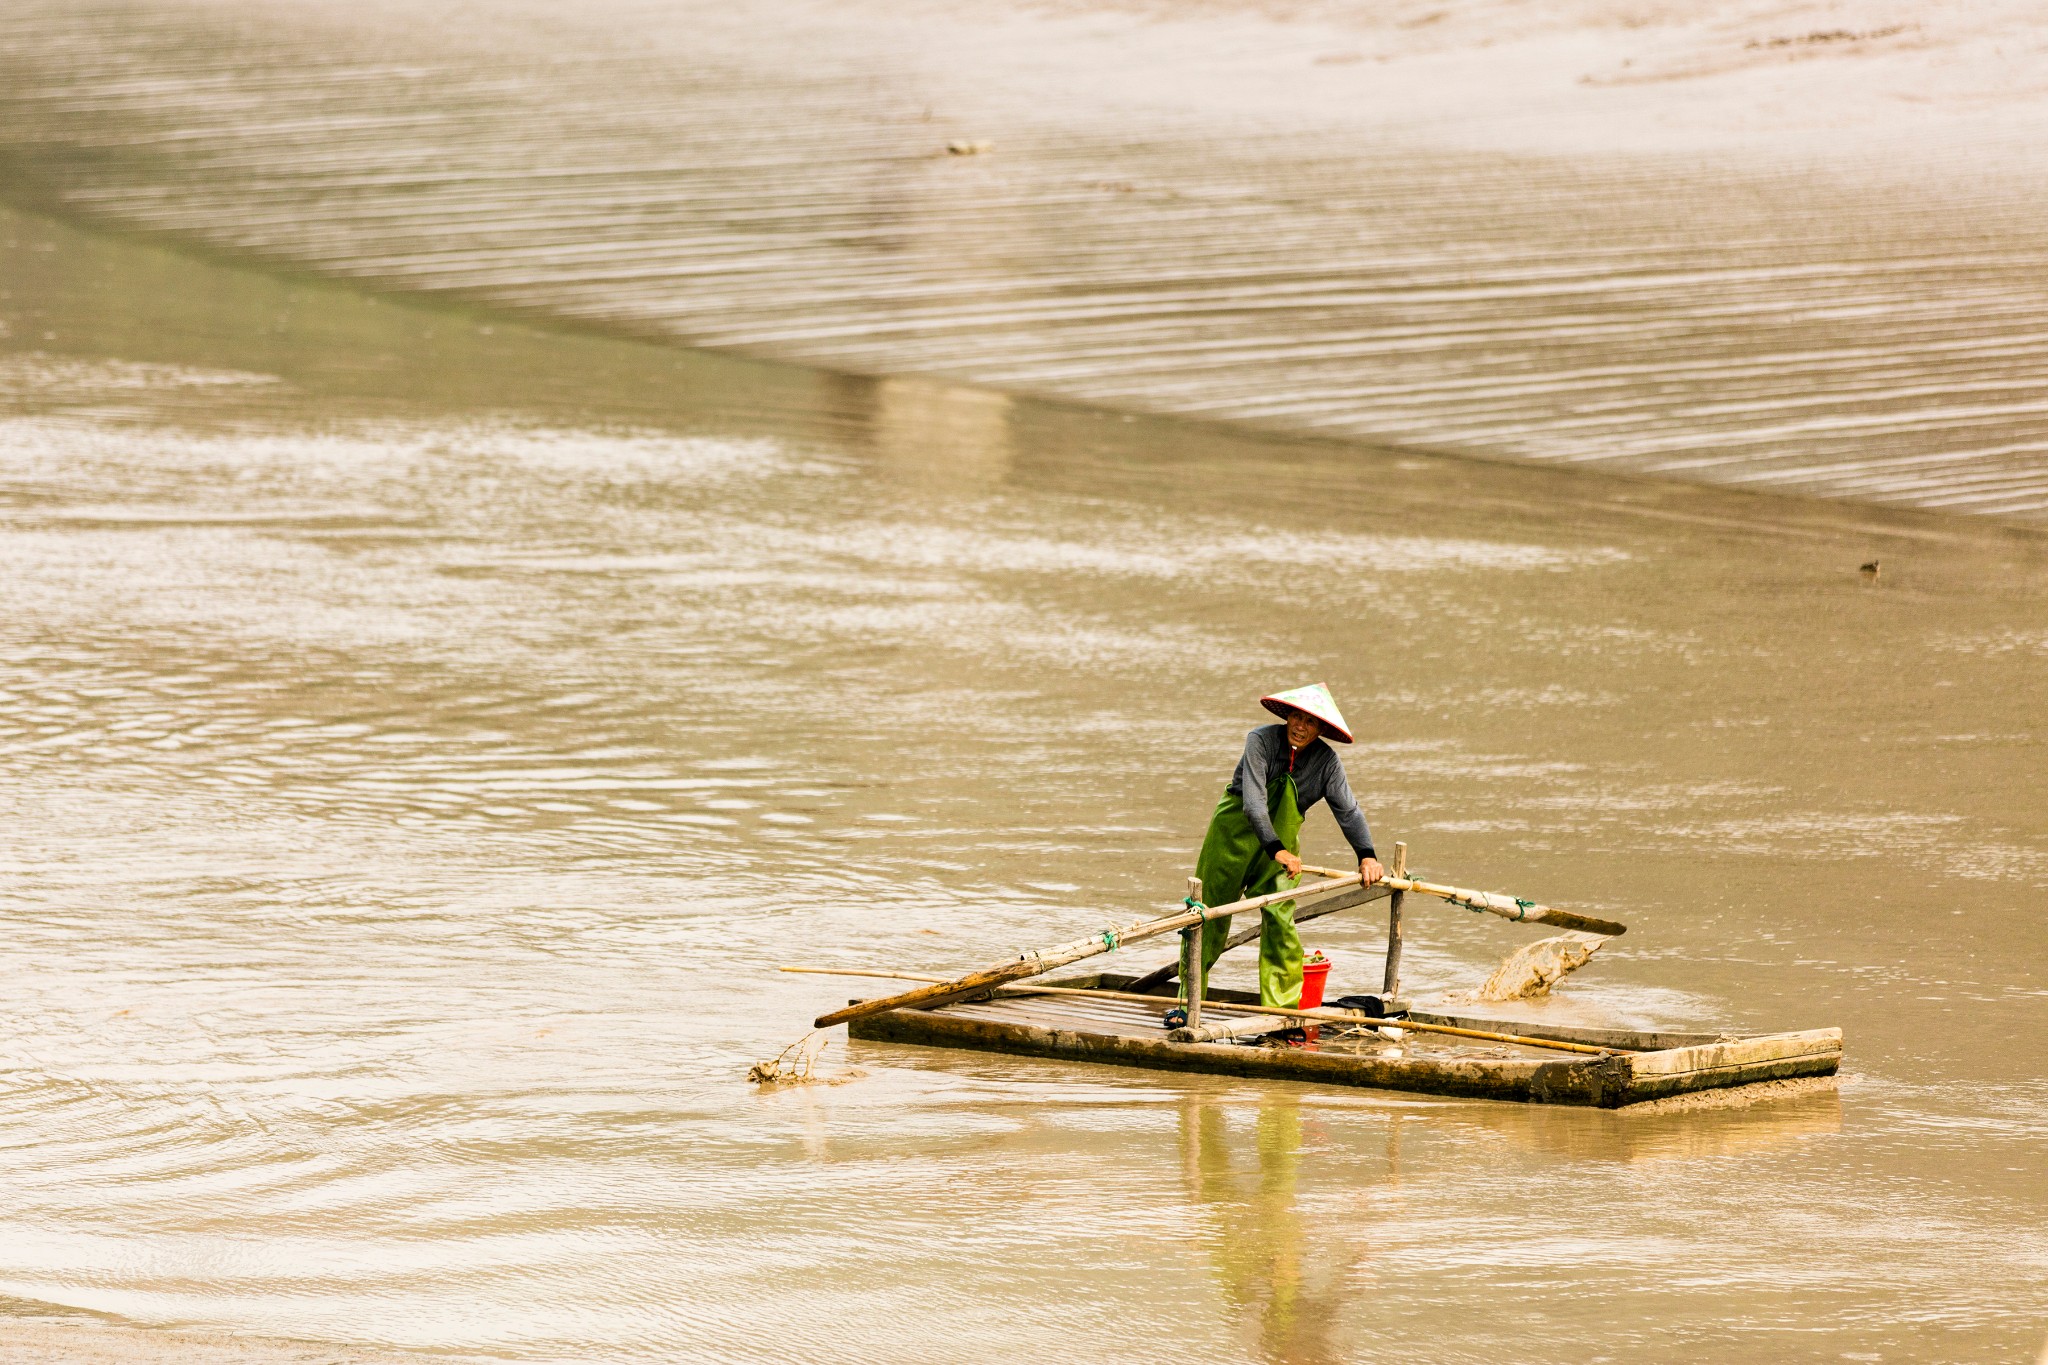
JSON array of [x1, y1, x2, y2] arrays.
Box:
[[1178, 876, 1204, 1030], [1163, 1005, 1623, 1055], [809, 871, 1365, 1028], [1301, 865, 1626, 937], [1126, 882, 1389, 994], [1111, 849, 1614, 995], [1382, 841, 1407, 997], [781, 967, 1629, 1056]]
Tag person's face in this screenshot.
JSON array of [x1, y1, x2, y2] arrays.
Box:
[[1285, 708, 1322, 748]]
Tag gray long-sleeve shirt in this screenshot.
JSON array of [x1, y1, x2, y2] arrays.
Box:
[[1228, 724, 1376, 860]]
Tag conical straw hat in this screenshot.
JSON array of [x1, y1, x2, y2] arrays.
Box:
[[1259, 682, 1353, 744]]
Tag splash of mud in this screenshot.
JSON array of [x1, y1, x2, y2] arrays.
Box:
[[1475, 932, 1606, 1001]]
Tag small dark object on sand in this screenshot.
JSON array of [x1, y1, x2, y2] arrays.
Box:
[[1749, 26, 1907, 50], [1860, 559, 1881, 581]]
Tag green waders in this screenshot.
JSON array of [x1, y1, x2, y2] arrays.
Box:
[[1187, 776, 1305, 1009]]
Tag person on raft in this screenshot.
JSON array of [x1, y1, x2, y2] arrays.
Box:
[[1191, 683, 1382, 1009]]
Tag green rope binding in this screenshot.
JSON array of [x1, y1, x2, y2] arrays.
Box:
[[1453, 893, 1536, 921], [1182, 895, 1209, 924]]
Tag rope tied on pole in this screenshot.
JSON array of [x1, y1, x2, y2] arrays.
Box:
[[1295, 864, 1622, 936], [1458, 894, 1527, 921]]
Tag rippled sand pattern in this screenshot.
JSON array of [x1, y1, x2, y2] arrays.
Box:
[[3, 0, 2047, 520]]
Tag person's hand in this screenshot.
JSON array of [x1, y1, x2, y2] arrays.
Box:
[[1274, 850, 1303, 878], [1360, 856, 1384, 886]]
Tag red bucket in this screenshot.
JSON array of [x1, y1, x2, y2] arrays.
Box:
[[1300, 952, 1331, 1011]]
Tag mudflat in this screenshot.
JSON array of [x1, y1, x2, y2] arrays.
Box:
[[2, 0, 2046, 517], [0, 1317, 457, 1365]]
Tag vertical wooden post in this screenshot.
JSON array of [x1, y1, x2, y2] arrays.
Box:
[[1181, 875, 1205, 1030], [1381, 841, 1408, 1000]]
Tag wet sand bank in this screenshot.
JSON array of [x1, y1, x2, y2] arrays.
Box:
[[3, 0, 2046, 519], [0, 1314, 457, 1365]]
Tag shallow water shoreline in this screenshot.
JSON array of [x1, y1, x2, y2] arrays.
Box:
[[0, 1312, 466, 1365], [3, 0, 2047, 521]]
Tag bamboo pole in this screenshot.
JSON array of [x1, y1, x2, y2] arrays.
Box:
[[1126, 881, 1388, 994], [809, 870, 1365, 1028], [1130, 853, 1610, 994], [1178, 875, 1204, 1030], [1167, 1007, 1621, 1054], [1382, 841, 1407, 997], [781, 967, 1628, 1055], [1300, 865, 1626, 937]]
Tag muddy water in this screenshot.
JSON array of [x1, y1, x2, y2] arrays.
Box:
[[5, 0, 2048, 522], [3, 202, 2046, 1363]]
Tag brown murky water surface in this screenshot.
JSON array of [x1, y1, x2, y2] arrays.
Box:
[[2, 197, 2046, 1362]]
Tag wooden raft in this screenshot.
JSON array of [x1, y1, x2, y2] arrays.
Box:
[[845, 973, 1842, 1109]]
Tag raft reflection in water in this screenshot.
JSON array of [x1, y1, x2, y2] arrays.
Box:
[[1174, 1079, 1843, 1363], [1179, 1092, 1387, 1365]]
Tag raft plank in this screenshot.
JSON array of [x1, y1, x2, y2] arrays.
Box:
[[959, 992, 1273, 1040], [946, 995, 1169, 1038], [996, 994, 1166, 1026], [1526, 1028, 1843, 1107], [1616, 1028, 1843, 1104], [846, 986, 1842, 1107], [950, 999, 1137, 1033], [852, 1005, 1551, 1101], [1414, 1010, 1726, 1052], [1031, 993, 1171, 1020]]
